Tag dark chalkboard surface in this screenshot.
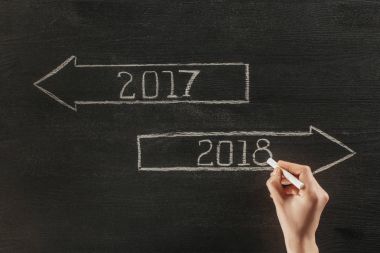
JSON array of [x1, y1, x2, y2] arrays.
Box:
[[1, 1, 379, 252]]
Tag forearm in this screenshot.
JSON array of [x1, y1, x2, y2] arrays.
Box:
[[284, 235, 319, 253]]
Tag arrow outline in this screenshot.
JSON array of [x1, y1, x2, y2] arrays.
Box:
[[137, 126, 356, 174], [33, 56, 250, 111]]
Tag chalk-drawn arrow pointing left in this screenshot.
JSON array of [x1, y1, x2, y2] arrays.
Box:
[[33, 56, 249, 111], [137, 126, 356, 174]]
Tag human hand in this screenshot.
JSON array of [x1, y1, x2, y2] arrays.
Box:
[[266, 161, 329, 253]]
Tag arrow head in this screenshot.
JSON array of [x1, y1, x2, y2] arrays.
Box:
[[33, 56, 78, 111], [309, 126, 356, 174]]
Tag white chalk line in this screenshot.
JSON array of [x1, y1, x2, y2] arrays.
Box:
[[309, 126, 355, 154], [139, 166, 273, 172], [76, 100, 250, 105], [78, 63, 247, 67], [33, 56, 76, 86], [68, 56, 246, 67], [137, 136, 142, 170], [138, 131, 311, 139], [245, 64, 250, 101], [137, 126, 356, 174], [313, 152, 356, 174], [33, 81, 77, 111]]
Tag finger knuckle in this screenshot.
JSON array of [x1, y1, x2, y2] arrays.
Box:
[[303, 166, 312, 173], [266, 178, 277, 188], [308, 191, 318, 201], [321, 191, 330, 203], [312, 189, 329, 204]]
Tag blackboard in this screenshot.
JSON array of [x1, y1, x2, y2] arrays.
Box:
[[1, 1, 378, 252]]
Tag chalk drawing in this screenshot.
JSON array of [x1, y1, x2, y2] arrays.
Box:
[[142, 71, 159, 99], [137, 126, 355, 174], [197, 139, 214, 166], [196, 138, 272, 167], [179, 70, 200, 97], [118, 71, 135, 99], [162, 71, 178, 98], [252, 138, 273, 166], [237, 140, 250, 166], [33, 56, 250, 111], [216, 140, 234, 166]]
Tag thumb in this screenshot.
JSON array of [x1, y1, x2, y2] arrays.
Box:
[[266, 168, 285, 205]]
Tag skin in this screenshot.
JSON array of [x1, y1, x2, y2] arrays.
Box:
[[266, 160, 329, 253]]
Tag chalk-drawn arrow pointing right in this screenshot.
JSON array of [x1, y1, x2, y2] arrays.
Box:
[[137, 126, 356, 174], [33, 56, 249, 111]]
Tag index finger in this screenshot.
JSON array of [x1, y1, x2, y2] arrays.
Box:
[[277, 160, 307, 175], [277, 160, 314, 183]]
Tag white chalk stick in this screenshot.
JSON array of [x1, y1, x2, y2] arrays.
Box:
[[267, 158, 305, 190]]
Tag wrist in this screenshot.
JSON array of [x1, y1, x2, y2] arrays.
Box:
[[284, 234, 318, 253]]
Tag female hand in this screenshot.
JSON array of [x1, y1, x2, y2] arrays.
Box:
[[266, 161, 329, 253]]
